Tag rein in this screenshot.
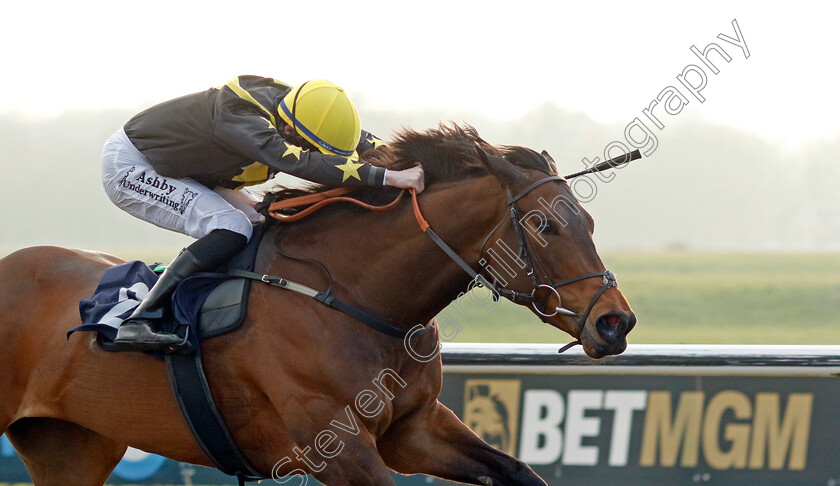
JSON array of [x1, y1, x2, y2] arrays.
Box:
[[267, 187, 405, 222]]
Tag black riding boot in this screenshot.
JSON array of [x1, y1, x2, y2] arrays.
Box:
[[112, 229, 248, 353], [111, 249, 203, 352]]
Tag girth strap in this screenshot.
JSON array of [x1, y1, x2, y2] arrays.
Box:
[[165, 352, 263, 483]]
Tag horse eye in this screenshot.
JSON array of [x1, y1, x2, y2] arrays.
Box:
[[540, 220, 559, 235]]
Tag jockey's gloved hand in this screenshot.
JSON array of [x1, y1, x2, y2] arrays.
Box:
[[384, 166, 425, 194]]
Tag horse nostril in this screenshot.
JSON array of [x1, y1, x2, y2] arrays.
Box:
[[596, 313, 631, 341]]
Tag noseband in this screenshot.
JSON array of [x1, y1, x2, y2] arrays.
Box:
[[413, 175, 619, 334]]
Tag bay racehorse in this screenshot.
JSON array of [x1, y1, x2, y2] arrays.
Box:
[[0, 124, 635, 485]]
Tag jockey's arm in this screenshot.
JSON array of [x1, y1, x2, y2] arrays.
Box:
[[213, 108, 384, 186], [214, 107, 424, 192]]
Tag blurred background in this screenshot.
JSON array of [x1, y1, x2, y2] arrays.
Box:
[[0, 0, 837, 344]]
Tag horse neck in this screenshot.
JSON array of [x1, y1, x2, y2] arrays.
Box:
[[260, 176, 507, 328]]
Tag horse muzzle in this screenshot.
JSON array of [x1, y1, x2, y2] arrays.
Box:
[[581, 311, 636, 358]]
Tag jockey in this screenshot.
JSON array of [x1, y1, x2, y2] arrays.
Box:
[[101, 76, 425, 352]]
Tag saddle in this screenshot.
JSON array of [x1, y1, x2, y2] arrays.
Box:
[[94, 277, 251, 351], [71, 224, 266, 349]]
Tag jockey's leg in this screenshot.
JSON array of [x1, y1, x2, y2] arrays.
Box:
[[101, 127, 254, 352]]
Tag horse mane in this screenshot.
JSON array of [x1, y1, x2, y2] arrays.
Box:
[[266, 123, 558, 212], [369, 123, 557, 182]]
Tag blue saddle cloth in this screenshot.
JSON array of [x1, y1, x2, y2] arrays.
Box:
[[70, 224, 265, 344], [70, 262, 232, 341]]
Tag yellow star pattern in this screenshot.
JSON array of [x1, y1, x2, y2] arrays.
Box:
[[283, 144, 303, 160], [335, 158, 364, 182], [371, 137, 389, 149]]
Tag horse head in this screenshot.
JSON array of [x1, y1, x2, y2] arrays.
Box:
[[375, 124, 634, 358], [468, 142, 635, 358]]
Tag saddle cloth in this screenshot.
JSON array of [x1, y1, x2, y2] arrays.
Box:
[[69, 225, 264, 345]]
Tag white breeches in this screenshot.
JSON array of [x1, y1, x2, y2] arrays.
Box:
[[101, 127, 263, 241]]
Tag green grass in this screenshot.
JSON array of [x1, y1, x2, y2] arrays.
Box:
[[441, 253, 840, 345]]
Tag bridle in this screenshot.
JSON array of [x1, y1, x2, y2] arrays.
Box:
[[412, 175, 619, 339]]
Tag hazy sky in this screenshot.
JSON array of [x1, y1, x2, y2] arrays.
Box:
[[1, 1, 837, 150]]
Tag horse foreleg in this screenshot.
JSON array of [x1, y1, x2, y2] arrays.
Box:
[[6, 418, 127, 486], [379, 401, 546, 486]]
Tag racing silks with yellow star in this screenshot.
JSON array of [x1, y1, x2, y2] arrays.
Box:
[[334, 158, 365, 182], [124, 75, 387, 190]]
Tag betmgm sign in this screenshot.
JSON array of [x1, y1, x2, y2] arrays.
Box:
[[443, 344, 840, 485], [462, 380, 809, 471]]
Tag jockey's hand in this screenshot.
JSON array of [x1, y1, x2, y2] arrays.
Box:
[[384, 165, 425, 194]]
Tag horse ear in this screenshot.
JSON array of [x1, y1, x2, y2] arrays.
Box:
[[474, 144, 524, 186], [540, 150, 558, 173]]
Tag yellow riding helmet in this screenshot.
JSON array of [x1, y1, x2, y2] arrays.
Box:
[[278, 80, 361, 157]]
